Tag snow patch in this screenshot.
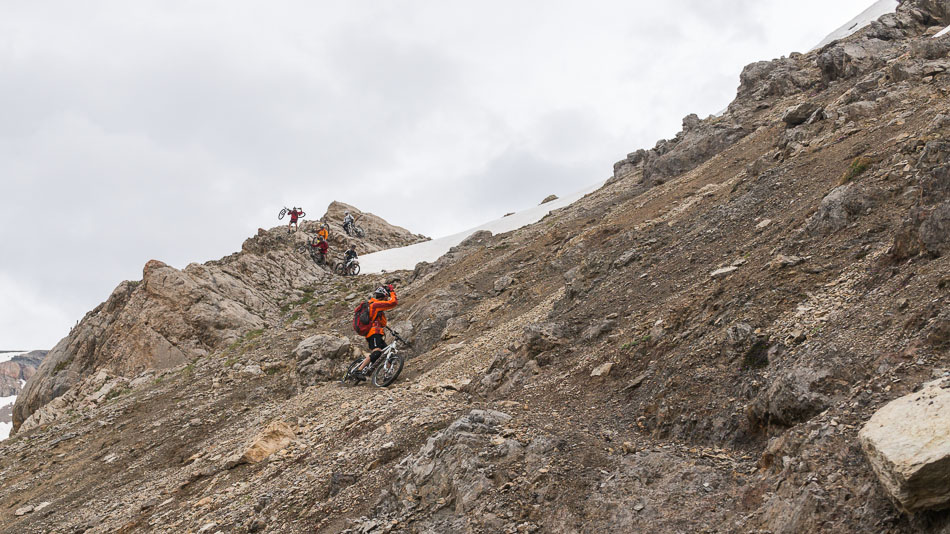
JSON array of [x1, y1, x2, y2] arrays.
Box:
[[0, 351, 27, 364], [813, 0, 899, 50], [935, 26, 950, 38], [361, 181, 604, 274], [0, 393, 18, 441]]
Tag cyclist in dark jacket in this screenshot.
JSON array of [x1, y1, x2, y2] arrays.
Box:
[[343, 245, 358, 266]]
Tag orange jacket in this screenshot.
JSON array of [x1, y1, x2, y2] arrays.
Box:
[[366, 290, 398, 337], [317, 226, 329, 240]]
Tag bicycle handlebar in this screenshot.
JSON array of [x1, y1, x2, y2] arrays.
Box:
[[385, 326, 410, 346]]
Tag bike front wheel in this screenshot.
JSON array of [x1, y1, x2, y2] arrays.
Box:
[[279, 208, 287, 220], [372, 354, 404, 387], [348, 263, 361, 276]]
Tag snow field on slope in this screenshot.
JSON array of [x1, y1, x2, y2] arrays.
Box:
[[0, 351, 26, 363], [0, 393, 17, 441], [360, 181, 605, 274], [813, 0, 899, 49]]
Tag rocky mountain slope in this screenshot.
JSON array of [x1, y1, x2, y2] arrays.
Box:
[[1, 1, 949, 533], [12, 205, 426, 434], [0, 351, 46, 437], [0, 352, 45, 398]]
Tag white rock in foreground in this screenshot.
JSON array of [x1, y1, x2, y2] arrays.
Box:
[[859, 378, 950, 513]]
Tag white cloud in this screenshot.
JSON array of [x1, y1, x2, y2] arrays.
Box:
[[0, 0, 880, 348]]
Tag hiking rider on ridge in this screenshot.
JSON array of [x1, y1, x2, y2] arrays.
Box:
[[315, 236, 329, 264], [317, 220, 330, 242], [288, 207, 305, 233], [354, 284, 398, 379], [342, 211, 355, 235]]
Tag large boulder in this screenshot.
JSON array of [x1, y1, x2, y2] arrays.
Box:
[[380, 410, 515, 516], [613, 114, 748, 185], [805, 184, 873, 236], [406, 291, 464, 353], [817, 39, 894, 84], [747, 366, 833, 427], [294, 335, 352, 384], [292, 334, 351, 361], [859, 378, 950, 513], [732, 56, 817, 103]]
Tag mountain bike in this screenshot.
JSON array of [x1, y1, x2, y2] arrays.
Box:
[[340, 327, 409, 387], [334, 257, 360, 276], [296, 235, 327, 266], [279, 207, 306, 220], [343, 215, 366, 238]]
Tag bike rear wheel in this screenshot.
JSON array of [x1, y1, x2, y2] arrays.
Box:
[[372, 354, 404, 387], [334, 263, 346, 275], [341, 358, 364, 385], [354, 226, 365, 238]]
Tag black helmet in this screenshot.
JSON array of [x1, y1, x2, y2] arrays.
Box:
[[373, 286, 389, 300]]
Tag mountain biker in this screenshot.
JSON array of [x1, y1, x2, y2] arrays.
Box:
[[317, 221, 330, 242], [315, 236, 329, 264], [288, 207, 304, 233], [343, 211, 355, 235], [343, 245, 358, 268], [355, 284, 398, 378]]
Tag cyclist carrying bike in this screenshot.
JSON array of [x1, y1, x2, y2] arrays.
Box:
[[355, 284, 398, 379], [288, 207, 305, 233]]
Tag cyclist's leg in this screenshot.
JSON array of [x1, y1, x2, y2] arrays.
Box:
[[358, 334, 385, 371]]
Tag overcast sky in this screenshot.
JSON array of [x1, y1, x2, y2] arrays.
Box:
[[1, 0, 880, 349]]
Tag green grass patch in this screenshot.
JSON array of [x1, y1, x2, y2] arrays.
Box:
[[289, 311, 302, 322], [105, 387, 130, 402], [839, 156, 871, 185], [245, 328, 265, 340], [53, 358, 73, 374]]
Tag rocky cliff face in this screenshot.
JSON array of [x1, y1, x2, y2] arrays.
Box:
[[2, 1, 950, 533], [0, 352, 45, 398], [12, 210, 426, 434]]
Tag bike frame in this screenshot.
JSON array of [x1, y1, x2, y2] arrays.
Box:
[[364, 328, 407, 373], [367, 341, 399, 372]]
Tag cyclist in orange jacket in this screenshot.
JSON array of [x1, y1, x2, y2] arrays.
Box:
[[355, 284, 398, 378]]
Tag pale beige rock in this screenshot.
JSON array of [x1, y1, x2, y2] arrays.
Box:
[[860, 378, 950, 513], [241, 421, 295, 464], [591, 362, 614, 377], [710, 266, 739, 279]]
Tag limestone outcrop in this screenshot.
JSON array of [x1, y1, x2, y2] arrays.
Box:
[[860, 378, 950, 513]]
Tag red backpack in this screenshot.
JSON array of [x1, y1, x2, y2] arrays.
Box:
[[353, 301, 372, 336]]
